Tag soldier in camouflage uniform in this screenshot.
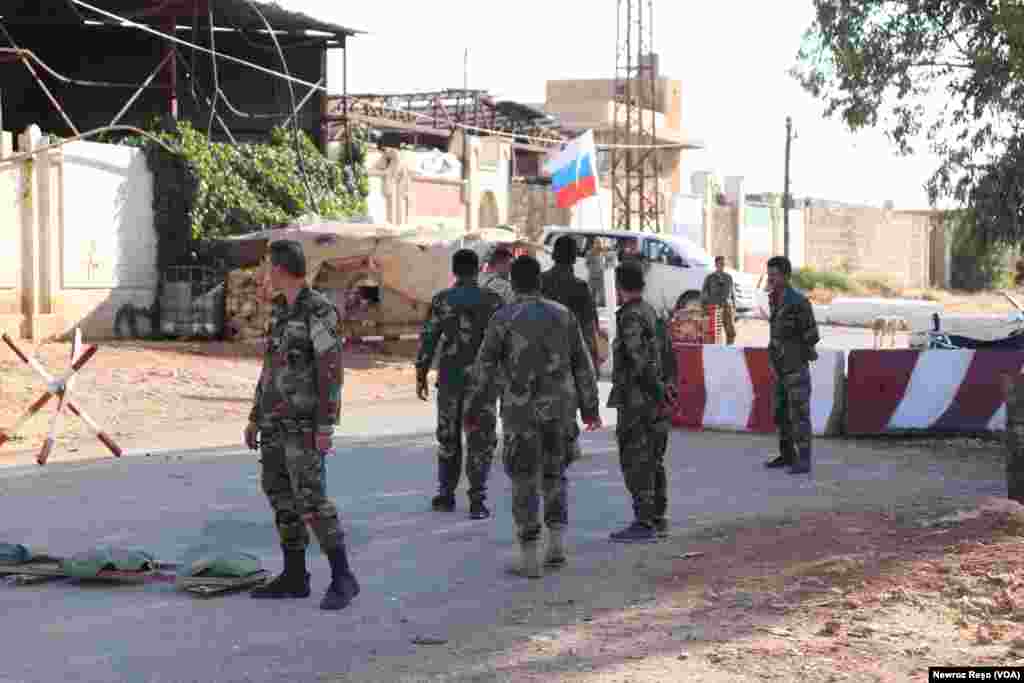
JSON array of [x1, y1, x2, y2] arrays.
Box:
[[542, 235, 603, 473], [762, 255, 820, 475], [702, 256, 737, 345], [608, 262, 678, 543], [415, 249, 504, 519], [464, 255, 602, 577], [244, 240, 360, 611], [479, 245, 515, 305]]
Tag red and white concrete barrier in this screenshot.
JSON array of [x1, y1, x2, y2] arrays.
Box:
[[672, 346, 844, 436], [845, 349, 1024, 434]]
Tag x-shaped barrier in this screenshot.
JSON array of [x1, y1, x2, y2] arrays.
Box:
[[0, 329, 121, 465]]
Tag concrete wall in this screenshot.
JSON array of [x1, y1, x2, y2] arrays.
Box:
[[743, 204, 773, 275], [364, 134, 511, 233], [0, 126, 157, 340], [801, 206, 932, 289], [508, 182, 571, 242]]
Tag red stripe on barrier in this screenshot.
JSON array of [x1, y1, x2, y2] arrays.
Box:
[[672, 347, 706, 429], [932, 351, 1024, 432], [744, 349, 775, 433], [845, 350, 919, 435]]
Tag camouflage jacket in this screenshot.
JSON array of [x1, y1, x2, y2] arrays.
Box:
[[702, 271, 735, 306], [608, 298, 667, 419], [769, 286, 820, 376], [464, 294, 600, 433], [415, 277, 504, 391], [479, 271, 515, 305], [249, 287, 343, 433], [540, 265, 599, 363]]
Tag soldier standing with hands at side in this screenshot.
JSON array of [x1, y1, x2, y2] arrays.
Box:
[[415, 249, 504, 519], [608, 261, 678, 544], [702, 255, 737, 345], [244, 239, 360, 611], [762, 255, 820, 475], [464, 256, 602, 578]]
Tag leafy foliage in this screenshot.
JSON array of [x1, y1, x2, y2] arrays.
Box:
[[792, 267, 854, 293], [948, 208, 1012, 291], [792, 1, 1024, 245]]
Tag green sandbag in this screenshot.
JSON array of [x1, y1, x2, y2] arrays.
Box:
[[60, 547, 156, 579], [181, 552, 262, 579], [0, 543, 32, 564]]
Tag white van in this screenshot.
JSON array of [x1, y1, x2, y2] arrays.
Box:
[[539, 228, 758, 316]]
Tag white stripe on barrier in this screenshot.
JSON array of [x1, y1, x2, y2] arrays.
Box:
[[888, 350, 972, 430], [989, 403, 1008, 431], [701, 346, 754, 430], [810, 351, 843, 436]]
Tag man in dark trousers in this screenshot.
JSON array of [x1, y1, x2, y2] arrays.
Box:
[[762, 255, 820, 475], [415, 249, 504, 518], [541, 234, 602, 468], [245, 239, 359, 611], [608, 261, 677, 543], [541, 234, 600, 369]]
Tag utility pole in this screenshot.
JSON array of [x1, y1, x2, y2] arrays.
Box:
[[783, 115, 792, 260]]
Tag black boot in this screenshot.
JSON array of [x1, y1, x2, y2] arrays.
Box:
[[320, 544, 360, 611], [469, 500, 490, 520], [431, 458, 457, 511], [764, 438, 796, 469], [788, 446, 811, 475], [251, 547, 310, 599]]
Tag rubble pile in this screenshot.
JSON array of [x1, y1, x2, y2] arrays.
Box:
[[224, 269, 269, 341]]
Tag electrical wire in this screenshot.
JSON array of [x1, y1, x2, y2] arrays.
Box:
[[0, 125, 180, 164], [206, 5, 220, 139], [236, 0, 317, 212]]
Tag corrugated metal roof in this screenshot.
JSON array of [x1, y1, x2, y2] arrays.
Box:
[[3, 1, 361, 39]]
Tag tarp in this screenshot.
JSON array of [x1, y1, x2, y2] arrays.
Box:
[[233, 222, 540, 307]]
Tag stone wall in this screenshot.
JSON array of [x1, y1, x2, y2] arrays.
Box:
[[509, 182, 571, 242], [801, 206, 932, 289]]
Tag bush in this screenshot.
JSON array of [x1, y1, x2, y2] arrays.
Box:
[[950, 209, 1012, 292], [791, 268, 854, 293], [132, 120, 368, 243]]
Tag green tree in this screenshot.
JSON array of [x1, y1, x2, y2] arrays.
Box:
[[792, 1, 1024, 245]]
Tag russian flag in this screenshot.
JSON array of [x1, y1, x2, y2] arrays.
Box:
[[544, 130, 598, 209]]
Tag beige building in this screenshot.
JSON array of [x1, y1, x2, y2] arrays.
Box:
[[544, 76, 702, 231]]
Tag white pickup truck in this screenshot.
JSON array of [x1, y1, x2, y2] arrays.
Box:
[[537, 228, 759, 316]]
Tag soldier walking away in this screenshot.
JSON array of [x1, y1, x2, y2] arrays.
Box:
[[244, 239, 360, 611], [541, 234, 604, 471], [464, 255, 602, 577], [480, 245, 516, 305], [702, 256, 737, 345], [415, 249, 504, 519], [608, 262, 678, 543], [541, 235, 602, 377], [762, 255, 820, 475]]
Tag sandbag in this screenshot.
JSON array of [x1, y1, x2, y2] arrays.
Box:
[[0, 543, 31, 564], [60, 547, 156, 579], [180, 552, 263, 579]]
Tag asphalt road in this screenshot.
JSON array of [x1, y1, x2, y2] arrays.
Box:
[[0, 376, 1004, 683]]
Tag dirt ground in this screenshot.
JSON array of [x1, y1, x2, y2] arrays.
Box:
[[0, 337, 417, 460], [329, 497, 1024, 682]]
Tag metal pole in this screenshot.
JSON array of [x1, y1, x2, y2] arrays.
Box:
[[784, 115, 792, 259]]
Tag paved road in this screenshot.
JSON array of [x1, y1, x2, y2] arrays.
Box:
[[0, 380, 1005, 683]]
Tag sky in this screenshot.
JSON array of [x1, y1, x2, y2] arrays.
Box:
[[281, 0, 943, 210]]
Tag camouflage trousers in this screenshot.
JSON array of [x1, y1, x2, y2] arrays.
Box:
[[503, 422, 573, 543], [616, 412, 670, 527], [436, 383, 497, 502], [259, 427, 344, 553], [774, 366, 813, 452]]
